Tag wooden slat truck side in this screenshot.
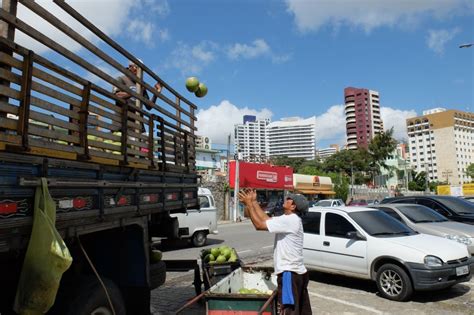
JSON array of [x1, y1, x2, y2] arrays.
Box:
[[0, 1, 199, 314]]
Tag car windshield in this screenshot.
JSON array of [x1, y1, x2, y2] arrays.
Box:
[[438, 197, 474, 214], [396, 205, 448, 223], [315, 200, 332, 207], [349, 211, 416, 237]]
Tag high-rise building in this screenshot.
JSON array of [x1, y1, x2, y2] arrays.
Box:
[[266, 117, 317, 160], [406, 109, 474, 185], [344, 87, 383, 150], [317, 144, 340, 160], [234, 117, 269, 162]]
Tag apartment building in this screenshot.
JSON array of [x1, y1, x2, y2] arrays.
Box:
[[234, 115, 269, 162], [317, 144, 340, 160], [406, 109, 474, 185], [344, 87, 384, 150], [266, 117, 317, 160]]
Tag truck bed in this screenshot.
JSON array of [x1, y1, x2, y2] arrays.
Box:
[[0, 151, 198, 252]]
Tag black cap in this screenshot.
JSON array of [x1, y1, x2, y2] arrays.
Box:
[[286, 193, 309, 215]]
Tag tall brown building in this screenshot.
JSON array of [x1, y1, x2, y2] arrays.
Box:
[[344, 87, 384, 150]]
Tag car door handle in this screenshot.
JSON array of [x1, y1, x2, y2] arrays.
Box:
[[323, 241, 330, 246]]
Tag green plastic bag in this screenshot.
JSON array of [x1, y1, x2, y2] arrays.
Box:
[[14, 178, 73, 315]]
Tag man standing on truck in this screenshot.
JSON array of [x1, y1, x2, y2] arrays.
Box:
[[238, 189, 312, 315], [113, 60, 162, 132]]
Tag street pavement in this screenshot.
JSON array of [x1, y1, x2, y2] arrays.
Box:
[[150, 220, 474, 315]]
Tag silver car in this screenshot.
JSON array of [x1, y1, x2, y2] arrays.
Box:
[[373, 203, 474, 256]]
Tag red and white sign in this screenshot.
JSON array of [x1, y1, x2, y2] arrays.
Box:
[[257, 171, 278, 183], [229, 161, 293, 190]]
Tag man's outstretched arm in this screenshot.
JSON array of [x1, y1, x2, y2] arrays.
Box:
[[239, 189, 270, 231]]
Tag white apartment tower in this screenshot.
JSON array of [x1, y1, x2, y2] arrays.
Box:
[[407, 109, 473, 185], [234, 115, 269, 162], [266, 117, 317, 160]]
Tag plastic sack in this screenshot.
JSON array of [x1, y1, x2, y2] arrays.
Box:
[[14, 178, 73, 315]]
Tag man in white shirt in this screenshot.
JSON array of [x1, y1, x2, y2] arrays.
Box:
[[238, 189, 312, 315]]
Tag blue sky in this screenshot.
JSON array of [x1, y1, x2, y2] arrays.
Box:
[[13, 0, 474, 150]]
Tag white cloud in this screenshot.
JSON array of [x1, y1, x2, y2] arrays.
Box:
[[427, 28, 461, 55], [227, 39, 291, 63], [158, 28, 170, 41], [315, 105, 347, 146], [126, 19, 155, 46], [381, 107, 417, 140], [285, 0, 473, 33], [83, 62, 120, 86], [196, 100, 273, 144], [14, 0, 137, 54], [313, 105, 417, 148], [227, 39, 271, 60], [144, 0, 170, 16], [167, 41, 219, 75]]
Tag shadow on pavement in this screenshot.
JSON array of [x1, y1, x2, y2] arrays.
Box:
[[410, 283, 470, 302], [308, 271, 377, 294], [153, 238, 224, 252], [308, 270, 471, 302]]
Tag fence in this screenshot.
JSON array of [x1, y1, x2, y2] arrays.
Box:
[[0, 0, 197, 172]]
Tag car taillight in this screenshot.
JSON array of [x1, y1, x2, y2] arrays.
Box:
[[0, 202, 17, 214]]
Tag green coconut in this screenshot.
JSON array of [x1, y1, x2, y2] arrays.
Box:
[[185, 77, 199, 92]]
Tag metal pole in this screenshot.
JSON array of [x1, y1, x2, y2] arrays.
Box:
[[350, 162, 354, 198], [224, 134, 231, 220], [405, 162, 409, 190], [233, 159, 239, 222], [424, 163, 430, 194]]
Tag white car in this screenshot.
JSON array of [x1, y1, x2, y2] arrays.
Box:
[[302, 206, 473, 301], [311, 199, 345, 207], [170, 188, 218, 247]]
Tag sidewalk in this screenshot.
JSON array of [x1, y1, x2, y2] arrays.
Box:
[[217, 217, 251, 226]]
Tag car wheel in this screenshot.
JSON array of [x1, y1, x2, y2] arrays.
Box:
[[192, 231, 207, 247], [376, 264, 413, 301]]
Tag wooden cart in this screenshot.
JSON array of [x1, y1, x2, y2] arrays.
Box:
[[177, 266, 278, 315]]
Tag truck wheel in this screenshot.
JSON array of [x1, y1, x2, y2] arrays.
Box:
[[150, 260, 166, 290], [55, 276, 126, 315], [376, 264, 413, 301], [192, 231, 207, 247]]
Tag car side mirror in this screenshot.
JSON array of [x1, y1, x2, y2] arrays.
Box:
[[346, 231, 366, 241]]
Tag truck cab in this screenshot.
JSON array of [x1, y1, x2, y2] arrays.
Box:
[[171, 187, 218, 247]]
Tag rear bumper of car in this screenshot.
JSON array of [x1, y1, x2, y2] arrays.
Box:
[[406, 258, 474, 291]]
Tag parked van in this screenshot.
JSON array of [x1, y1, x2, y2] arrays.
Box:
[[170, 188, 218, 246]]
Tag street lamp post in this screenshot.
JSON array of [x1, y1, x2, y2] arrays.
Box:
[[424, 163, 430, 194]]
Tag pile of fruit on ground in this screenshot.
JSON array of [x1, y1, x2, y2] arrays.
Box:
[[201, 245, 238, 264]]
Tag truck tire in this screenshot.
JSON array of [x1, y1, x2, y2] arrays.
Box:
[[192, 231, 207, 247], [376, 263, 413, 302], [54, 276, 126, 315], [150, 260, 166, 290]]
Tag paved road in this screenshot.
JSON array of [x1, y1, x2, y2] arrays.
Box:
[[151, 220, 474, 314], [151, 220, 273, 314], [156, 220, 273, 263]]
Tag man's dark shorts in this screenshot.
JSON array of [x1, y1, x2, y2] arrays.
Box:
[[277, 271, 312, 315]]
